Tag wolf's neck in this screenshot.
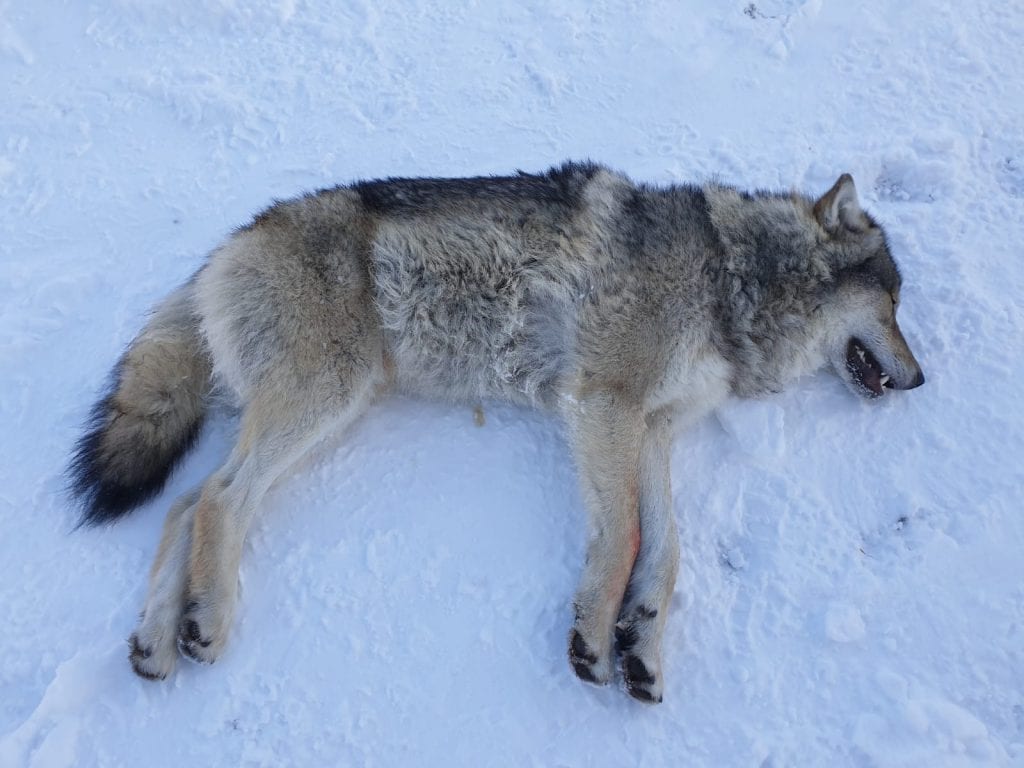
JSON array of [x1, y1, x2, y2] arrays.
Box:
[[702, 185, 829, 397]]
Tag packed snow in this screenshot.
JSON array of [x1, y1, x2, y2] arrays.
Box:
[[2, 1, 1022, 765]]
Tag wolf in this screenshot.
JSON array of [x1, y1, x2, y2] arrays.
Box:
[[68, 162, 924, 703]]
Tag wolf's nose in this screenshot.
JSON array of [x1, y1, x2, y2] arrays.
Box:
[[907, 370, 925, 389]]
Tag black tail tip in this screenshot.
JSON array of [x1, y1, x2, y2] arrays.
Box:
[[71, 479, 160, 527], [66, 404, 169, 527], [68, 443, 160, 527]]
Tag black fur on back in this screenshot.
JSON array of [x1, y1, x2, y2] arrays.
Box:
[[353, 160, 602, 215]]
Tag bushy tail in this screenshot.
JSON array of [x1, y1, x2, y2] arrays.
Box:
[[69, 281, 212, 525]]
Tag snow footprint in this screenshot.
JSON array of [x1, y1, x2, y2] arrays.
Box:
[[742, 0, 823, 61], [852, 669, 1011, 765], [874, 136, 963, 203], [997, 155, 1024, 199]]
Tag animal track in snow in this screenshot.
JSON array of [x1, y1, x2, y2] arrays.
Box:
[[874, 157, 951, 203], [873, 135, 964, 204], [998, 156, 1024, 198]]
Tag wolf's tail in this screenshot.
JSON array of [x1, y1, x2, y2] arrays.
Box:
[[69, 280, 212, 525]]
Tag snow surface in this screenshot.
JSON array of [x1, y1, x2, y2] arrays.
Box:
[[2, 1, 1022, 765]]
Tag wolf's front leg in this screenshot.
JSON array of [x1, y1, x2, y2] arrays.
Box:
[[614, 410, 679, 703], [566, 394, 644, 687]]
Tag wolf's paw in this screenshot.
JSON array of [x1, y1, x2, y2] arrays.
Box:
[[128, 628, 177, 681], [620, 653, 663, 704], [615, 608, 664, 704], [568, 628, 613, 685], [176, 597, 228, 664]]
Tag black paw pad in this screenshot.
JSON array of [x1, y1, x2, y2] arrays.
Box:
[[622, 655, 661, 703], [177, 618, 215, 663], [626, 682, 662, 704], [623, 655, 655, 685], [569, 629, 597, 664], [182, 619, 211, 647], [615, 623, 638, 652], [572, 659, 601, 683], [130, 661, 164, 681], [129, 634, 151, 659], [569, 629, 604, 684], [128, 635, 164, 681]]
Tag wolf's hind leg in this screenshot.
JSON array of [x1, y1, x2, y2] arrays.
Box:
[[566, 394, 643, 687], [176, 381, 375, 665], [614, 410, 679, 703], [130, 487, 200, 680]]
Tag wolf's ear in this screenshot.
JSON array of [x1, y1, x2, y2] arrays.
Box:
[[813, 173, 868, 234]]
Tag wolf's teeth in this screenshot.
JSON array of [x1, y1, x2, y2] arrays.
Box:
[[856, 348, 867, 363], [880, 374, 891, 385]]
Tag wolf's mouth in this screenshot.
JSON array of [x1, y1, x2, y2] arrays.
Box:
[[846, 338, 893, 397]]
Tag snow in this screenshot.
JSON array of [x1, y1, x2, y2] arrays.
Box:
[[2, 0, 1022, 765]]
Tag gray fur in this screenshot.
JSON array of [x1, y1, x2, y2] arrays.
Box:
[[69, 161, 924, 701]]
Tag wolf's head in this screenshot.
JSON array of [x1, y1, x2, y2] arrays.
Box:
[[812, 174, 925, 399]]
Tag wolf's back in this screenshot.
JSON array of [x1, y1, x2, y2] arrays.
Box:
[[69, 281, 211, 525]]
